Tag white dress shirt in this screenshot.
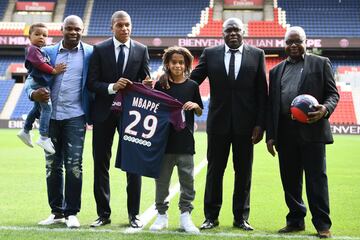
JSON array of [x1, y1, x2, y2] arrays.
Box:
[[224, 44, 243, 80], [108, 37, 131, 94]]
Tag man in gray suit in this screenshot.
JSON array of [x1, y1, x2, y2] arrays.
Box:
[[190, 18, 267, 231]]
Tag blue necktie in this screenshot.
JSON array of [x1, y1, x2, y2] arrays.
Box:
[[117, 44, 125, 77]]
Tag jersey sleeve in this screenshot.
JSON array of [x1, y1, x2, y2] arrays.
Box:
[[26, 46, 54, 74], [111, 91, 124, 113], [37, 62, 54, 74], [170, 108, 186, 131]]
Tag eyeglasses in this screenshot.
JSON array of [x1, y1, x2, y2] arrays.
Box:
[[285, 39, 304, 45]]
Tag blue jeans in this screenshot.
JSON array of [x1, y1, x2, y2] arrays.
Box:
[[24, 101, 52, 136], [24, 81, 52, 136], [45, 115, 86, 216]]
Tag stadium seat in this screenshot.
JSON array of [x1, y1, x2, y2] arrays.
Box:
[[10, 86, 34, 120], [277, 0, 360, 37], [0, 80, 15, 113], [88, 0, 209, 36], [329, 89, 357, 124]]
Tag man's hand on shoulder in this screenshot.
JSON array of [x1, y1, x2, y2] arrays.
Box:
[[142, 76, 153, 88]]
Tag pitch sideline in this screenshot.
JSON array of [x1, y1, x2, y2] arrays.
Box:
[[1, 159, 357, 239], [0, 226, 359, 240]]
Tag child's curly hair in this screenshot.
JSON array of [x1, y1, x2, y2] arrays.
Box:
[[162, 46, 194, 77]]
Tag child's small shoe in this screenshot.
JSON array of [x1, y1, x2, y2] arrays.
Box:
[[36, 137, 55, 154], [149, 213, 168, 231], [17, 129, 34, 148], [180, 212, 200, 234]]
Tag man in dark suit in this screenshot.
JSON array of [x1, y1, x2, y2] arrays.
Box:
[[87, 10, 150, 228], [266, 26, 339, 238], [190, 18, 267, 231]]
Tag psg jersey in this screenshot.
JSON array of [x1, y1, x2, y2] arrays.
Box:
[[112, 82, 185, 178]]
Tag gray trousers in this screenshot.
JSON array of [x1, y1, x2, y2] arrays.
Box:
[[155, 154, 195, 214]]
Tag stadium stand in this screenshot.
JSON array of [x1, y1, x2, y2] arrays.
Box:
[[247, 9, 286, 37], [63, 0, 87, 20], [0, 1, 8, 20], [195, 98, 209, 123], [10, 87, 33, 120], [332, 60, 360, 70], [149, 58, 162, 74], [17, 0, 56, 2], [330, 88, 357, 124], [277, 0, 360, 37], [88, 0, 209, 36], [266, 57, 282, 73], [0, 56, 24, 77], [0, 0, 359, 127], [0, 22, 25, 35], [197, 8, 223, 37], [0, 80, 15, 113]]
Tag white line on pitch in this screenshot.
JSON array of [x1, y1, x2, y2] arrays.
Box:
[[0, 226, 359, 240]]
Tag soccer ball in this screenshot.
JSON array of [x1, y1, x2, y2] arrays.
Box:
[[290, 94, 319, 123]]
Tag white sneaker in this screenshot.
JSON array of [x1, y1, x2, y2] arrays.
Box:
[[17, 129, 33, 148], [36, 137, 55, 154], [38, 214, 65, 225], [149, 213, 168, 231], [180, 212, 200, 234], [65, 215, 80, 228]]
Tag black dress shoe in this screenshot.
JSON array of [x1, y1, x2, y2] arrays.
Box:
[[129, 215, 143, 228], [200, 219, 219, 230], [278, 225, 305, 233], [233, 220, 254, 231], [317, 229, 331, 238], [90, 217, 111, 227]]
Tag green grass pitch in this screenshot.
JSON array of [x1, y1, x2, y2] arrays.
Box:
[[0, 129, 359, 240]]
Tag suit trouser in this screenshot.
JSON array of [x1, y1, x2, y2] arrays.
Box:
[[93, 112, 142, 219], [204, 133, 253, 221], [277, 116, 332, 231]]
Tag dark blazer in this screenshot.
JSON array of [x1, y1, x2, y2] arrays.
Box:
[[266, 54, 339, 144], [190, 44, 267, 135], [87, 38, 150, 122]]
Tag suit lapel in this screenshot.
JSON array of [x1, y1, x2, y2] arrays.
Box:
[[123, 40, 135, 76], [275, 61, 286, 105], [237, 44, 248, 81], [47, 43, 60, 66], [81, 42, 91, 88], [106, 39, 117, 76], [297, 54, 310, 92], [217, 45, 227, 79]]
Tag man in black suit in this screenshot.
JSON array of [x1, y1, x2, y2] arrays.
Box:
[[190, 18, 267, 231], [87, 10, 150, 228], [266, 26, 339, 238]]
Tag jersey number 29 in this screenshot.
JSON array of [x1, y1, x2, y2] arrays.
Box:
[[124, 110, 158, 139]]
